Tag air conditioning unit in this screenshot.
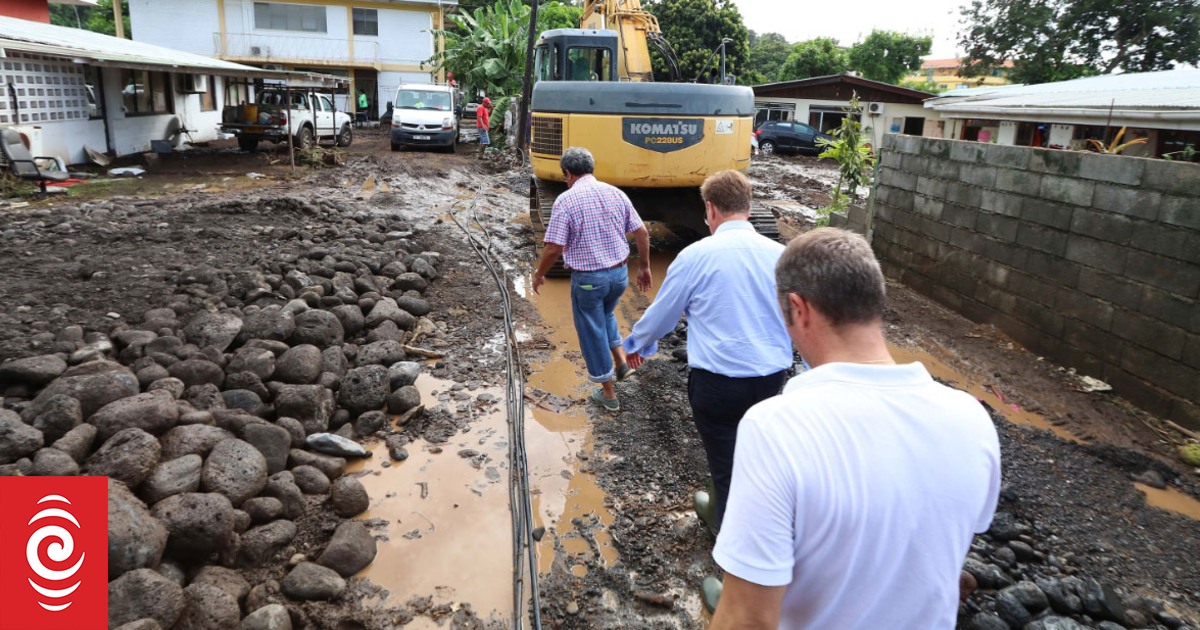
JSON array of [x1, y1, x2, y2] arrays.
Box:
[[867, 103, 883, 114], [250, 46, 265, 56], [179, 74, 208, 94]]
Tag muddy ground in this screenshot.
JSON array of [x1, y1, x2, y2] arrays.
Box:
[[1, 128, 1197, 628]]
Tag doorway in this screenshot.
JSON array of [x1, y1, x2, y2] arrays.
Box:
[[902, 117, 924, 135]]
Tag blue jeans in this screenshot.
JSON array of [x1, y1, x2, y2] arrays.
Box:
[[478, 128, 490, 145], [570, 265, 627, 383]]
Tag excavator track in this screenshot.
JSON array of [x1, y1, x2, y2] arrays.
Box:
[[749, 202, 782, 243]]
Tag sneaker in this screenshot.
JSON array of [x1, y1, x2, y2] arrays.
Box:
[[616, 362, 637, 381], [701, 576, 723, 613], [591, 388, 619, 412]]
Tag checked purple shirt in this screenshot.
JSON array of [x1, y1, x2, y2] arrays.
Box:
[[545, 175, 644, 272]]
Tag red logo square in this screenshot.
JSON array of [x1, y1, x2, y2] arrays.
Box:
[[0, 476, 108, 630]]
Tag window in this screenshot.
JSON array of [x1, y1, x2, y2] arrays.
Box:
[[84, 65, 103, 119], [352, 8, 378, 36], [254, 2, 327, 32], [319, 95, 334, 112], [535, 45, 556, 82], [121, 70, 172, 115], [566, 47, 611, 81], [396, 89, 452, 111], [200, 75, 217, 111]]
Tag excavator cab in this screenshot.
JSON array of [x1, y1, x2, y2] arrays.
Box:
[[534, 29, 619, 83]]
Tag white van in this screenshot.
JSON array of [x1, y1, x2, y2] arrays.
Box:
[[390, 84, 458, 152]]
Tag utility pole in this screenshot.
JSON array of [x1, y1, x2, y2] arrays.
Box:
[[515, 1, 540, 155], [113, 0, 125, 39]]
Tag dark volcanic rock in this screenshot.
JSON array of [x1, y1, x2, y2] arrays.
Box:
[[0, 409, 43, 465], [183, 311, 243, 352], [0, 354, 67, 386], [33, 368, 139, 417], [51, 423, 96, 463], [90, 390, 180, 441], [290, 310, 344, 348], [24, 394, 82, 443], [281, 562, 345, 600], [274, 344, 323, 384], [140, 455, 203, 504], [292, 465, 331, 494], [202, 439, 269, 506], [175, 582, 241, 630], [31, 447, 79, 476], [151, 492, 236, 560], [238, 306, 295, 344], [108, 569, 185, 629], [288, 449, 346, 479], [241, 604, 292, 630], [388, 361, 421, 389], [108, 478, 168, 579], [330, 476, 369, 518], [159, 425, 235, 460], [169, 359, 225, 389], [318, 520, 377, 576], [274, 385, 335, 435], [356, 340, 406, 367], [239, 519, 298, 566], [190, 565, 251, 606], [261, 472, 305, 520], [227, 347, 275, 381], [243, 423, 292, 475], [337, 365, 390, 414], [387, 385, 421, 415], [86, 428, 160, 487]]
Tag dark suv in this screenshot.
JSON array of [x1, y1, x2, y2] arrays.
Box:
[[755, 121, 832, 156]]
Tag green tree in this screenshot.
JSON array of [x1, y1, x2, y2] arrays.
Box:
[[746, 31, 793, 83], [645, 0, 751, 84], [50, 0, 130, 36], [777, 38, 849, 81], [537, 1, 583, 31], [847, 30, 931, 84], [959, 0, 1199, 85], [816, 95, 875, 224], [428, 0, 531, 97], [899, 78, 944, 94]]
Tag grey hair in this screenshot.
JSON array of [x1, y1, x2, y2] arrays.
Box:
[[560, 147, 595, 176], [776, 228, 886, 326]]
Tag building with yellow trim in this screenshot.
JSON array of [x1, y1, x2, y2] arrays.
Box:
[[906, 57, 1013, 92], [128, 0, 451, 118]]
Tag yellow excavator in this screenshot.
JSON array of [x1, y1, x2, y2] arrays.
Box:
[[528, 0, 776, 272]]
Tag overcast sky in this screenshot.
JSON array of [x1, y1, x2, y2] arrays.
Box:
[[735, 0, 967, 58]]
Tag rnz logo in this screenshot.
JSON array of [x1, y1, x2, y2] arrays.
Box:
[[0, 476, 107, 630]]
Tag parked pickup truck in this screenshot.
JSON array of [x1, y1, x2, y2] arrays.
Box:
[[221, 89, 353, 152]]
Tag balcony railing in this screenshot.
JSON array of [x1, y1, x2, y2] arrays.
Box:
[[214, 32, 380, 66]]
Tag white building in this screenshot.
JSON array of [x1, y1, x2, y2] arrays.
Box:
[[128, 0, 452, 118], [0, 14, 341, 165], [752, 74, 940, 149], [923, 69, 1200, 159]]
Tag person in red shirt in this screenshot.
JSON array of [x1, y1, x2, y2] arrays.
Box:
[[476, 97, 492, 158]]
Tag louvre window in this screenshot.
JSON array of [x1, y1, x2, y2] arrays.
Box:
[[254, 2, 328, 33]]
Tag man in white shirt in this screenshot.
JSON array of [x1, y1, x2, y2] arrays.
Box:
[[710, 228, 1001, 629]]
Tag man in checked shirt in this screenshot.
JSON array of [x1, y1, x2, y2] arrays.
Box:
[[532, 147, 652, 412]]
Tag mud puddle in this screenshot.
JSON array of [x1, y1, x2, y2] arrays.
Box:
[[888, 343, 1079, 442], [518, 252, 676, 578], [1135, 483, 1200, 520]]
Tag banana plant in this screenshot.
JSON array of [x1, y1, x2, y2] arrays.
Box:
[[426, 0, 531, 98], [1086, 126, 1148, 155]]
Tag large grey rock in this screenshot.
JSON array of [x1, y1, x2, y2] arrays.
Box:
[[261, 472, 305, 519], [0, 354, 67, 386], [330, 305, 365, 337], [290, 310, 344, 348], [33, 368, 139, 417], [306, 432, 368, 459], [228, 347, 275, 380], [108, 569, 185, 629], [387, 385, 421, 415], [0, 409, 43, 465], [108, 478, 167, 579], [365, 320, 404, 343], [242, 497, 284, 523], [185, 383, 225, 411], [60, 359, 125, 378], [275, 417, 306, 448], [320, 347, 348, 379], [354, 410, 387, 436], [239, 519, 298, 566], [91, 390, 180, 442], [274, 344, 323, 384], [222, 389, 266, 416], [202, 439, 269, 506], [364, 298, 416, 331], [211, 409, 259, 435], [23, 394, 82, 443], [330, 476, 369, 518], [241, 604, 292, 630], [318, 521, 377, 577], [226, 371, 271, 400], [288, 449, 346, 480], [291, 465, 331, 494], [148, 377, 186, 399], [243, 423, 292, 475], [31, 447, 79, 476], [388, 362, 421, 389], [151, 492, 236, 560], [356, 340, 406, 367], [274, 385, 335, 435], [394, 296, 432, 317], [183, 311, 243, 352], [411, 258, 438, 280], [141, 455, 203, 504], [338, 365, 389, 414], [51, 422, 96, 463], [191, 566, 251, 606], [175, 583, 241, 630], [238, 306, 295, 344], [160, 424, 235, 460], [1024, 617, 1085, 630], [393, 272, 428, 294], [137, 363, 171, 388], [281, 562, 346, 600], [169, 359, 225, 389], [86, 428, 160, 487]]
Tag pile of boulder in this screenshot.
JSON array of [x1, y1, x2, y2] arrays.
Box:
[[0, 211, 447, 629], [962, 509, 1196, 630]]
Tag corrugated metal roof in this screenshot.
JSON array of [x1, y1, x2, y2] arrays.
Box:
[[0, 15, 344, 87], [927, 69, 1200, 112]]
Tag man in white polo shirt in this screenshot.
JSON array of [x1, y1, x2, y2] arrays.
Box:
[[710, 228, 1001, 629]]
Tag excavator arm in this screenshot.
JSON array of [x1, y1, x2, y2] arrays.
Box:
[[580, 0, 680, 82]]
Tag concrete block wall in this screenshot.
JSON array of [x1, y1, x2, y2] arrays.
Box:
[[872, 134, 1200, 428]]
